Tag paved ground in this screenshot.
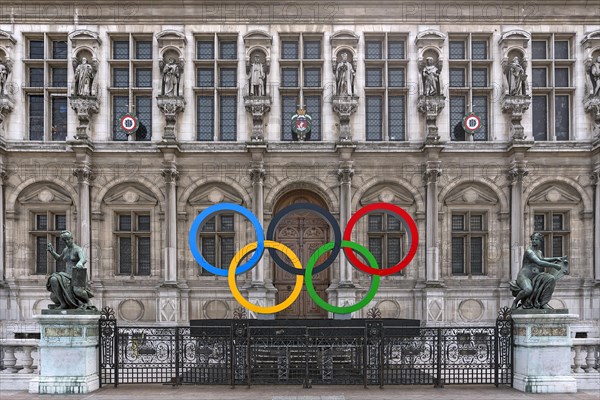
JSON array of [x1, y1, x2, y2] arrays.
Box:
[[1, 385, 599, 400]]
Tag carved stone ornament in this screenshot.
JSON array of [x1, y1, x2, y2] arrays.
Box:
[[582, 30, 600, 141], [502, 95, 531, 141], [332, 96, 358, 142], [417, 95, 445, 144], [0, 94, 14, 132], [0, 30, 16, 132], [423, 161, 442, 184], [244, 96, 271, 142], [69, 97, 99, 140], [157, 96, 186, 142]]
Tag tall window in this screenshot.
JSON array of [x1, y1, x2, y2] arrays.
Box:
[[195, 35, 238, 141], [364, 34, 407, 141], [534, 211, 569, 257], [448, 35, 491, 141], [32, 212, 67, 274], [116, 213, 151, 276], [110, 35, 153, 141], [199, 214, 235, 275], [531, 35, 574, 141], [280, 34, 323, 140], [367, 213, 405, 275], [451, 212, 487, 275], [25, 35, 68, 141]]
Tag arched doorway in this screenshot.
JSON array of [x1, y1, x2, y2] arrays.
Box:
[[272, 190, 331, 319]]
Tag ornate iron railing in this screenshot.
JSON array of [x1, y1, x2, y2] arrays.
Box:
[[99, 308, 512, 388]]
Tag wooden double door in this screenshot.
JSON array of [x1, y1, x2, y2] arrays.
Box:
[[273, 208, 330, 319]]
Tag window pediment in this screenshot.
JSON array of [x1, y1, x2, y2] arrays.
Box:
[[360, 186, 414, 206], [104, 187, 158, 206], [445, 187, 497, 206], [528, 185, 581, 205], [18, 186, 72, 206], [188, 186, 243, 206]]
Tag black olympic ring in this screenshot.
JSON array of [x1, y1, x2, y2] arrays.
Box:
[[266, 203, 341, 276]]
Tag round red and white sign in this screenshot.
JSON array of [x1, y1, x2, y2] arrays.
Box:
[[119, 114, 139, 134], [462, 113, 481, 134]]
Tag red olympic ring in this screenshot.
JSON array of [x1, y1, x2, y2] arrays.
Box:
[[343, 202, 418, 276]]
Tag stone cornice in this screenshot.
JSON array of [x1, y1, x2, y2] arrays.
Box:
[[0, 1, 596, 24]]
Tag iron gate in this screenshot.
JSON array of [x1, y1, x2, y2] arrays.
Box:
[[99, 307, 512, 387]]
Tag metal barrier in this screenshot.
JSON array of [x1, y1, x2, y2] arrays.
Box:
[[99, 308, 513, 388]]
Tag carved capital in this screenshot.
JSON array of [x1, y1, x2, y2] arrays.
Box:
[[423, 161, 442, 184], [249, 166, 266, 184], [0, 165, 7, 185], [161, 166, 179, 184], [591, 166, 600, 185], [337, 165, 354, 184], [73, 165, 96, 183], [507, 161, 529, 184]]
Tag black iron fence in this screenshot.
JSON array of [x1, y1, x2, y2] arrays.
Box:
[[99, 308, 512, 388]]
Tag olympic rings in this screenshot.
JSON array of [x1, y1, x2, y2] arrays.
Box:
[[343, 203, 418, 276], [266, 203, 341, 275], [188, 201, 420, 314], [188, 203, 264, 276], [229, 240, 303, 314], [305, 241, 380, 314]]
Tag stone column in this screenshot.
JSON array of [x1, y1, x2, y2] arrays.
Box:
[[337, 162, 354, 284], [161, 164, 179, 284], [73, 164, 94, 279], [423, 161, 441, 282], [512, 311, 578, 393], [249, 162, 265, 284], [593, 166, 600, 281], [0, 166, 6, 281], [508, 161, 528, 281]]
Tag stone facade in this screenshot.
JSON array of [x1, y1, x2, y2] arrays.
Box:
[[0, 1, 598, 331]]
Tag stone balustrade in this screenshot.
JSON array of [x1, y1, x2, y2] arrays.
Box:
[[571, 338, 600, 390], [0, 339, 39, 390]]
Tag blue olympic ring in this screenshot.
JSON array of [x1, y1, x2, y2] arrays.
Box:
[[188, 203, 265, 276]]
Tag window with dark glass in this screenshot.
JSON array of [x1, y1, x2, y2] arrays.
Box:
[[281, 96, 296, 141], [281, 41, 299, 59], [534, 211, 569, 257], [113, 40, 129, 59], [367, 214, 405, 274], [282, 68, 298, 87], [303, 68, 321, 87], [388, 96, 405, 141], [365, 41, 382, 59], [219, 40, 236, 59], [116, 213, 151, 276], [366, 96, 383, 141], [135, 40, 152, 59], [303, 40, 321, 59], [388, 68, 405, 87], [305, 95, 321, 141], [197, 41, 214, 59], [219, 68, 236, 87], [196, 96, 214, 141], [113, 68, 129, 87], [531, 35, 573, 140], [33, 212, 67, 274], [196, 68, 214, 87], [451, 212, 486, 275], [112, 96, 129, 141], [219, 95, 237, 141], [25, 36, 69, 141], [135, 68, 152, 87], [135, 96, 152, 141], [388, 41, 405, 59], [366, 68, 382, 87], [448, 36, 490, 141], [199, 214, 235, 275]]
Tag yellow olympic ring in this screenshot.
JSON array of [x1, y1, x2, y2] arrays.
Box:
[[228, 240, 303, 314]]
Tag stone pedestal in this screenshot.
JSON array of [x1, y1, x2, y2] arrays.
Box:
[[512, 311, 578, 394], [30, 311, 101, 394]]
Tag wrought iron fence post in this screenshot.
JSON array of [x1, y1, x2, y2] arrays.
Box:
[[363, 324, 367, 388], [246, 323, 251, 387], [230, 323, 235, 388], [175, 327, 180, 383], [494, 323, 499, 387], [114, 324, 119, 387], [303, 326, 311, 389], [434, 327, 442, 388], [379, 326, 384, 389]]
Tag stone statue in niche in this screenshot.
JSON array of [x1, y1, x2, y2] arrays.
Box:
[[160, 56, 183, 97], [419, 56, 442, 96], [46, 230, 95, 310], [0, 58, 13, 96], [73, 57, 97, 97], [248, 54, 266, 96], [504, 56, 527, 96], [510, 232, 568, 310], [588, 55, 600, 97], [335, 52, 355, 96]]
